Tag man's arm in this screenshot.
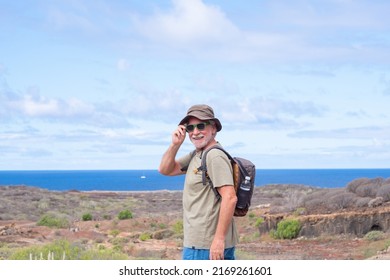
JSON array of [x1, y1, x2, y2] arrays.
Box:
[[158, 125, 187, 176], [209, 185, 237, 260]]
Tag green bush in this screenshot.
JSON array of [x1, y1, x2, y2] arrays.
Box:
[[118, 209, 133, 220], [293, 207, 306, 216], [82, 213, 93, 221], [37, 214, 69, 228], [172, 220, 183, 235], [103, 214, 112, 220], [10, 240, 80, 260], [80, 248, 128, 260], [364, 230, 384, 241], [271, 218, 301, 240], [9, 239, 128, 260], [255, 217, 264, 227], [0, 242, 13, 260], [110, 229, 120, 237], [110, 237, 129, 251], [139, 232, 152, 241]]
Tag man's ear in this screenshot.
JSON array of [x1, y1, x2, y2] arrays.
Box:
[[211, 124, 217, 135]]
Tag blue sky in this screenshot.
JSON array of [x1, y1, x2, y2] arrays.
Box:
[[1, 0, 390, 170]]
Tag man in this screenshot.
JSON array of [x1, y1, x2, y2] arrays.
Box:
[[159, 104, 239, 260]]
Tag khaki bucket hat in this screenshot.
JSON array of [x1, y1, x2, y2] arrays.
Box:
[[179, 104, 222, 131]]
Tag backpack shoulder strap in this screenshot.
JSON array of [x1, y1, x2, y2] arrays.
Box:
[[199, 145, 230, 184], [199, 145, 235, 199], [180, 150, 197, 172]]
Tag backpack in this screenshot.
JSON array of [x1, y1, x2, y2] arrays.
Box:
[[198, 146, 256, 217]]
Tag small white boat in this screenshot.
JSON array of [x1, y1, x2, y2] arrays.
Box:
[[140, 175, 146, 179]]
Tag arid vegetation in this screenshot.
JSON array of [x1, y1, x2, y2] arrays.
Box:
[[1, 178, 390, 260], [300, 177, 390, 214]]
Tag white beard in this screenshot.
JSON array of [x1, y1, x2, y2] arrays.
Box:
[[190, 133, 215, 150]]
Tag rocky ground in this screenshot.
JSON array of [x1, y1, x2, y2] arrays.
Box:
[[1, 185, 390, 260]]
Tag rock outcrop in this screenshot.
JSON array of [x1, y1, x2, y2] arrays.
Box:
[[258, 205, 390, 237]]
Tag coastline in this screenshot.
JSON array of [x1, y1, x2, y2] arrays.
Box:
[[2, 168, 390, 191]]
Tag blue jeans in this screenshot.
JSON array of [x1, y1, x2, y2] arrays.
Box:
[[182, 247, 235, 260]]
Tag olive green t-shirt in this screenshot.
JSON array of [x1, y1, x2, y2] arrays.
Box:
[[178, 146, 239, 249]]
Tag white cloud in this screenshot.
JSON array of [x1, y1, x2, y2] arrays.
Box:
[[289, 125, 390, 140], [2, 0, 390, 170], [19, 0, 389, 64], [267, 0, 384, 28], [18, 94, 60, 116], [135, 0, 239, 45], [47, 6, 96, 33], [0, 77, 188, 127], [130, 0, 390, 63], [117, 58, 129, 71], [0, 63, 7, 75], [131, 0, 300, 62], [0, 83, 95, 120], [215, 96, 327, 130]]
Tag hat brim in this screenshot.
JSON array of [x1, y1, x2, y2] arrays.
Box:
[[179, 116, 222, 132]]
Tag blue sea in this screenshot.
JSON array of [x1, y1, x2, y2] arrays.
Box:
[[1, 169, 390, 192]]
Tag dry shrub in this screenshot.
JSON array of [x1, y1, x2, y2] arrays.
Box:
[[284, 189, 305, 212], [355, 197, 371, 207], [356, 185, 379, 198], [326, 190, 356, 211], [368, 197, 384, 208], [301, 189, 330, 213], [152, 229, 174, 240], [377, 184, 390, 202], [299, 177, 390, 214], [302, 197, 324, 213], [129, 247, 167, 260], [346, 178, 371, 193], [346, 177, 387, 198], [300, 188, 358, 213], [268, 188, 306, 214], [385, 178, 390, 184]]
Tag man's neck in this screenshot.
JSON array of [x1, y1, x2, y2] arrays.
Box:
[[197, 140, 218, 152]]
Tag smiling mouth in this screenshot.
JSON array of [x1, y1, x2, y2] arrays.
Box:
[[191, 135, 204, 140]]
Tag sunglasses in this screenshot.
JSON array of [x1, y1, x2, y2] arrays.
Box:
[[185, 122, 210, 132]]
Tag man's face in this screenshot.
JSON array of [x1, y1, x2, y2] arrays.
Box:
[[187, 117, 216, 150]]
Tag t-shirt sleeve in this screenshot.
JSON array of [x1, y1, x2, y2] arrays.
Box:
[[177, 151, 195, 172]]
